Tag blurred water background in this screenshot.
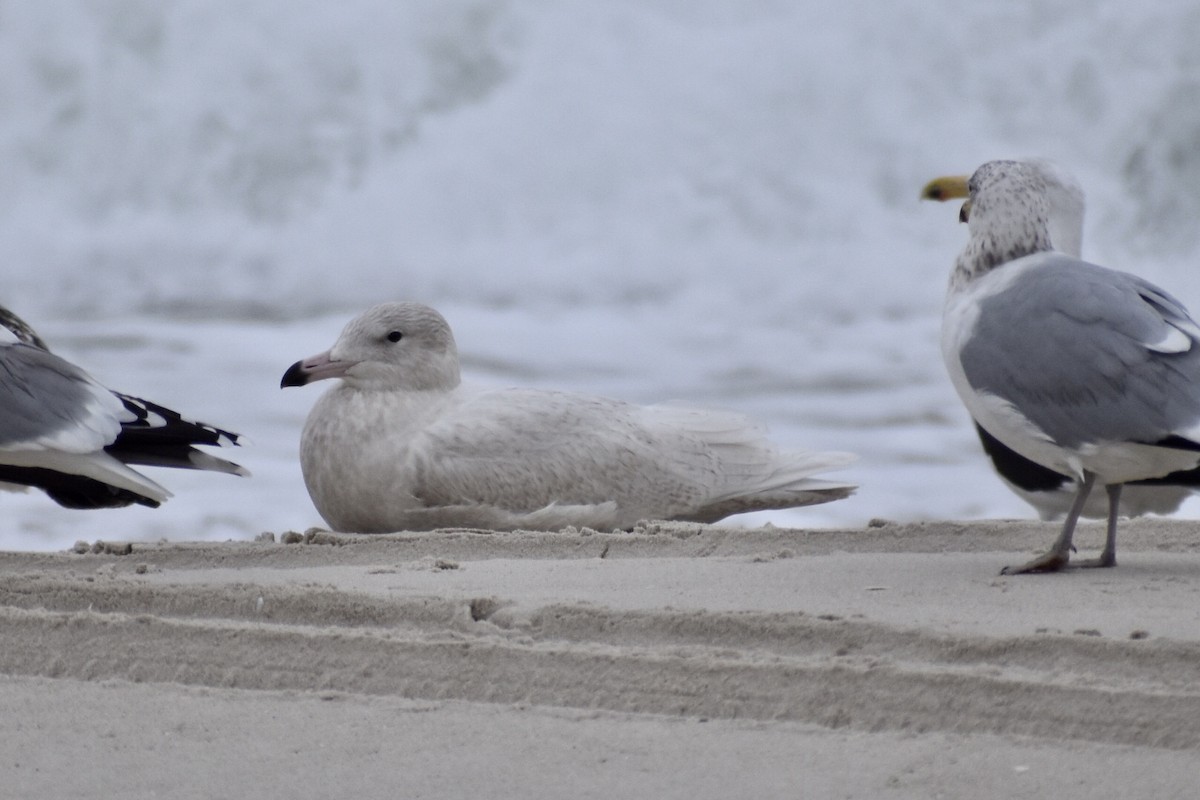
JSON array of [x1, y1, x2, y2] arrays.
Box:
[[4, 1, 1200, 550]]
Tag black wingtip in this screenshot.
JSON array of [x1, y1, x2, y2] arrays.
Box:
[[975, 423, 1070, 492], [281, 360, 307, 389]]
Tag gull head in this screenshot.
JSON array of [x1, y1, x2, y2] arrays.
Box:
[[964, 159, 1082, 248], [922, 159, 1085, 282], [922, 158, 1084, 257], [281, 302, 461, 392]]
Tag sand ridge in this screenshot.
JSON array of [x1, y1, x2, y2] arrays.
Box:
[[5, 517, 1200, 765]]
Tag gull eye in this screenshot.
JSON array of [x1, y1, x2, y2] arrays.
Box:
[[386, 330, 403, 343]]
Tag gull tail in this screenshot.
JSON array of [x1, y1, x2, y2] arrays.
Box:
[[687, 449, 858, 523]]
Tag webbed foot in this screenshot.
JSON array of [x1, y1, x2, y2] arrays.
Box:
[[1000, 549, 1071, 575]]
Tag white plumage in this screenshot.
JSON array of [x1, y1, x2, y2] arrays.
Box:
[[282, 302, 856, 532]]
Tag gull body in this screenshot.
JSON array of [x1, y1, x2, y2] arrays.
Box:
[[0, 306, 247, 509], [938, 159, 1200, 573], [282, 302, 856, 533], [923, 161, 1200, 523]]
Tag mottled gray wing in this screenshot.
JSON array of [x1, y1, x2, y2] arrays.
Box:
[[961, 255, 1200, 449], [0, 343, 121, 451]]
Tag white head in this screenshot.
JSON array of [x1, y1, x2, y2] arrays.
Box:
[[281, 302, 461, 392]]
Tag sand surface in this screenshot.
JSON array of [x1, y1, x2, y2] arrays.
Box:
[[4, 518, 1200, 799]]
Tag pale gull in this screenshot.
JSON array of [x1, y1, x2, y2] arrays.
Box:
[[937, 158, 1200, 573], [922, 161, 1200, 521], [0, 305, 248, 509], [281, 302, 856, 533]]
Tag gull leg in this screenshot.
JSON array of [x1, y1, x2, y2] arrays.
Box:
[[1001, 471, 1096, 575], [1076, 483, 1121, 569]]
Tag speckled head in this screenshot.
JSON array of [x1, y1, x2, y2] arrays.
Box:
[[953, 159, 1083, 282]]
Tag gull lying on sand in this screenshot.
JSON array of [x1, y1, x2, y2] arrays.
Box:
[[281, 302, 856, 532], [936, 159, 1200, 573], [922, 161, 1200, 521], [0, 305, 247, 509]]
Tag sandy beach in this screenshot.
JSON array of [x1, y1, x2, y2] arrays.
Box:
[[6, 4, 1200, 798], [3, 518, 1200, 799]]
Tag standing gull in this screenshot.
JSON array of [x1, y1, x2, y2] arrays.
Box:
[[937, 158, 1200, 573], [281, 302, 856, 533], [922, 161, 1200, 521], [0, 305, 247, 509]]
